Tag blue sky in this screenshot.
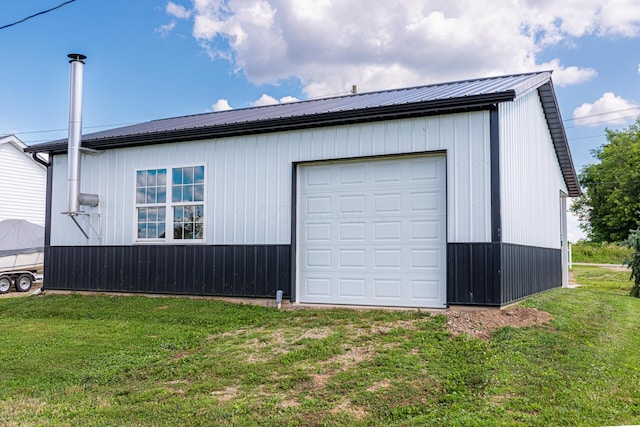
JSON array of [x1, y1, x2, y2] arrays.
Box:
[[1, 0, 640, 240]]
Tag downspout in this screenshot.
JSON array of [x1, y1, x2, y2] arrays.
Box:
[[31, 151, 53, 295]]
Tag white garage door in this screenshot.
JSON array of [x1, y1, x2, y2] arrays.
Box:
[[297, 155, 447, 308]]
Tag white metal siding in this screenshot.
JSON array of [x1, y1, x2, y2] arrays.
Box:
[[499, 90, 568, 249], [0, 142, 46, 226], [297, 155, 447, 308], [49, 112, 492, 246]]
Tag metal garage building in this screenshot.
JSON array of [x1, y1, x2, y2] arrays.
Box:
[[26, 66, 580, 308]]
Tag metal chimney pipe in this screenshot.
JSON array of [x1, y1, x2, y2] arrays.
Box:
[[66, 53, 86, 215]]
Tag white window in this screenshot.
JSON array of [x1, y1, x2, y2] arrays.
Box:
[[136, 165, 205, 242]]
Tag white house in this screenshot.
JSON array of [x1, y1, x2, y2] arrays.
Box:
[[26, 69, 580, 308], [0, 134, 47, 226]]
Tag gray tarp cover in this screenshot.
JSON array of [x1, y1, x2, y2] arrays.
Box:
[[0, 219, 44, 257]]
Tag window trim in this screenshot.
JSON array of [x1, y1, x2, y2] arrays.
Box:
[[133, 163, 206, 244]]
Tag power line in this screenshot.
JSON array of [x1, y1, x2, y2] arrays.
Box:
[[14, 122, 138, 136], [0, 0, 77, 31], [563, 106, 640, 122]]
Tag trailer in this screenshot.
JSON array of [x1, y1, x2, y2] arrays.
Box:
[[0, 219, 44, 294], [0, 250, 43, 293]]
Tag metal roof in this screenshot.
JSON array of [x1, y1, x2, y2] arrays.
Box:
[[25, 71, 580, 196]]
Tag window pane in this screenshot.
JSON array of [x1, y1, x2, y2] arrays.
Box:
[[194, 223, 203, 239], [136, 188, 145, 204], [148, 207, 157, 222], [172, 168, 183, 185], [174, 225, 183, 239], [194, 165, 204, 183], [183, 167, 194, 184], [194, 205, 203, 221], [157, 169, 167, 185], [184, 185, 194, 202], [174, 206, 184, 222], [194, 184, 204, 202], [146, 187, 157, 203], [148, 223, 157, 239], [136, 170, 146, 188], [147, 169, 157, 186], [183, 223, 194, 239], [157, 187, 166, 203], [172, 186, 182, 203], [136, 169, 167, 240]]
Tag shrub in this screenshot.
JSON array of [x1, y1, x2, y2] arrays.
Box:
[[571, 241, 632, 264], [624, 229, 640, 298]]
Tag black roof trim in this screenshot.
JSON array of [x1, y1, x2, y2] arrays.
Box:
[[537, 82, 581, 197], [26, 92, 515, 153]]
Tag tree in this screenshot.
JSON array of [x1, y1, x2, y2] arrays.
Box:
[[572, 118, 640, 242], [624, 229, 640, 297]]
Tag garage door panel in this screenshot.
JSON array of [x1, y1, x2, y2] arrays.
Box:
[[340, 195, 365, 214], [305, 223, 332, 241], [306, 196, 332, 215], [339, 164, 366, 184], [339, 278, 366, 297], [374, 221, 402, 240], [411, 280, 442, 300], [374, 193, 402, 213], [304, 249, 332, 268], [339, 222, 366, 241], [339, 249, 366, 268], [411, 220, 442, 240], [306, 278, 331, 296], [374, 279, 402, 299], [298, 155, 446, 308]]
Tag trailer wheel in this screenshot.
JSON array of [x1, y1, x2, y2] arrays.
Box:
[[0, 275, 11, 294], [15, 274, 33, 292]]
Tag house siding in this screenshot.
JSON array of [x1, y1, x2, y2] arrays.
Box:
[[49, 111, 492, 246], [499, 90, 568, 249], [0, 141, 46, 225], [44, 245, 290, 297]]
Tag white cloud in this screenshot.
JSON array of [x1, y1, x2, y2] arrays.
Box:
[[155, 21, 176, 36], [252, 94, 279, 106], [168, 0, 640, 97], [251, 93, 300, 106], [212, 99, 233, 111], [167, 2, 192, 19], [572, 93, 640, 127], [540, 60, 597, 87], [279, 96, 299, 103]]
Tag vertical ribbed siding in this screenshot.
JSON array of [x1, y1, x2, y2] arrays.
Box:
[[499, 90, 567, 248], [44, 245, 290, 297], [49, 112, 492, 246], [447, 243, 501, 306], [501, 243, 561, 304]]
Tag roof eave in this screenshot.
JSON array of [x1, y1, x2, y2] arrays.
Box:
[[25, 92, 516, 154], [537, 82, 581, 197]]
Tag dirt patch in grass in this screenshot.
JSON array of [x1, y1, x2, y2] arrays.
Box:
[[445, 306, 552, 340], [330, 399, 367, 420]]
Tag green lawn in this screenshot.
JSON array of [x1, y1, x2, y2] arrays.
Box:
[[1, 266, 639, 426]]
